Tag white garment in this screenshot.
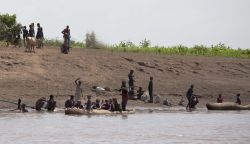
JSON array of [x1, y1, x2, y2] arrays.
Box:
[[75, 85, 82, 101]]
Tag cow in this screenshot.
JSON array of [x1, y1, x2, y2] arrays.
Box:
[[26, 37, 36, 53]]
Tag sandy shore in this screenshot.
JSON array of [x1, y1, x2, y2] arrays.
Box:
[[0, 46, 250, 109]]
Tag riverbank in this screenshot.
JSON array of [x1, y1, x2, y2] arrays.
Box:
[[0, 46, 250, 109]]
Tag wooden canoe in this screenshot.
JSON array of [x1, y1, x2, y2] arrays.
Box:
[[206, 102, 250, 110], [65, 108, 135, 115]]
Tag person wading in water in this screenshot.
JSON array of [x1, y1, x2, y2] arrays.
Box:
[[235, 93, 241, 105], [46, 95, 56, 111], [120, 81, 128, 111]]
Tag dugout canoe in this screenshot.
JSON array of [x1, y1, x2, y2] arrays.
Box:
[[65, 108, 135, 115], [206, 102, 250, 110]]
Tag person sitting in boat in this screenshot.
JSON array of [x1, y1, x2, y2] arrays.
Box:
[[21, 104, 28, 113], [85, 95, 92, 111], [112, 98, 122, 112], [137, 87, 144, 100], [65, 95, 75, 108], [91, 102, 96, 109], [95, 99, 101, 109], [46, 95, 56, 111], [235, 93, 241, 105], [109, 98, 114, 111], [217, 94, 223, 103], [35, 97, 47, 111], [75, 100, 84, 109], [101, 100, 110, 110]]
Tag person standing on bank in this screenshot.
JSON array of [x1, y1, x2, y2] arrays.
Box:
[[74, 78, 83, 102], [186, 85, 194, 109], [128, 70, 135, 91], [148, 77, 153, 103], [28, 24, 35, 37], [22, 26, 28, 47], [36, 23, 44, 48], [61, 25, 70, 53]]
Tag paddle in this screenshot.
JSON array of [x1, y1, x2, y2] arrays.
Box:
[[0, 99, 35, 109]]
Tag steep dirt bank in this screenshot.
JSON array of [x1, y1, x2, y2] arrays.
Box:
[[0, 46, 250, 109]]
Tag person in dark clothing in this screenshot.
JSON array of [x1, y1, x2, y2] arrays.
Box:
[[186, 85, 194, 109], [95, 99, 101, 109], [61, 25, 70, 54], [236, 93, 241, 105], [75, 101, 84, 109], [148, 77, 153, 103], [35, 97, 47, 111], [21, 104, 28, 113], [28, 24, 35, 37], [217, 94, 223, 103], [65, 95, 75, 108], [120, 81, 128, 111], [128, 70, 134, 91], [101, 100, 110, 110], [112, 98, 122, 112], [128, 87, 136, 100], [85, 95, 92, 111], [189, 95, 199, 109], [17, 98, 21, 110], [36, 23, 44, 48], [137, 87, 144, 100], [22, 26, 28, 47], [109, 99, 114, 111], [47, 95, 56, 111]]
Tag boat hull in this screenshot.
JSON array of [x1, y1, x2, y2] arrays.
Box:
[[206, 102, 250, 110], [65, 108, 135, 115]]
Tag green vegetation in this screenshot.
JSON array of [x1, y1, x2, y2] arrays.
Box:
[[0, 13, 22, 42], [1, 13, 249, 59], [107, 40, 250, 59], [39, 39, 250, 59]]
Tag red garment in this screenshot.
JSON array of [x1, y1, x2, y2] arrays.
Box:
[[121, 89, 128, 102]]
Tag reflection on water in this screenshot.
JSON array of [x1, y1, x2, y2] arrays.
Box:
[[0, 110, 250, 144]]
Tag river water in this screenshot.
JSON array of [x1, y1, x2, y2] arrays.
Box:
[[0, 109, 250, 144]]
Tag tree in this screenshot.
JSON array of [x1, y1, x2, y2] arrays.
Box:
[[85, 31, 97, 48], [0, 13, 22, 44], [0, 14, 16, 28], [140, 38, 151, 48]]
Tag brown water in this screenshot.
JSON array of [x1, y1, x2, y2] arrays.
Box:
[[0, 109, 250, 144]]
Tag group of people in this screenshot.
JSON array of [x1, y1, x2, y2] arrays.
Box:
[[21, 23, 44, 49], [11, 23, 70, 54], [35, 95, 57, 111], [126, 70, 154, 103], [16, 68, 245, 113], [216, 93, 241, 105], [65, 95, 123, 112]]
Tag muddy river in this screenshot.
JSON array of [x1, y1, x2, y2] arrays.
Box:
[[0, 109, 249, 144]]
